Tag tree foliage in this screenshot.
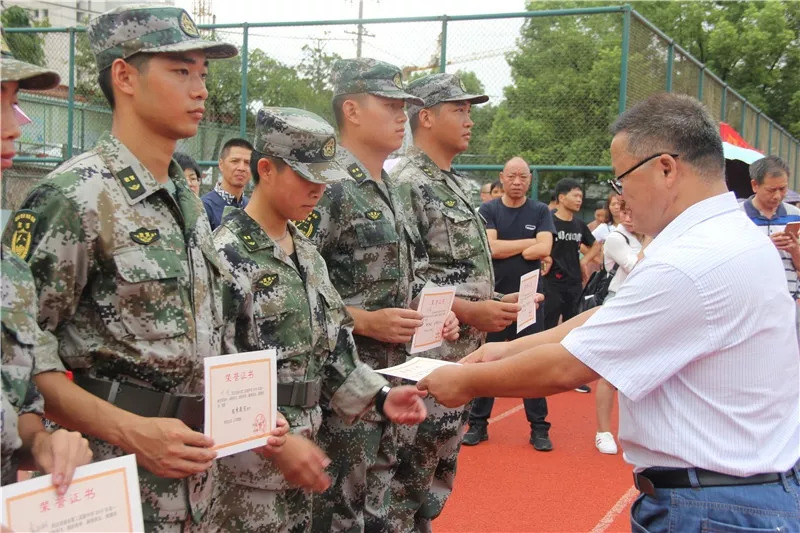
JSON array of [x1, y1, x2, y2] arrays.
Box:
[[631, 1, 800, 137], [2, 6, 46, 67]]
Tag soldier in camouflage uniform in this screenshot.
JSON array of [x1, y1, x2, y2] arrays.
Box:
[[207, 107, 427, 533], [303, 59, 458, 533], [1, 36, 92, 491], [389, 73, 522, 533], [0, 7, 256, 532]]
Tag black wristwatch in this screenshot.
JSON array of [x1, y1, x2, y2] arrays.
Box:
[[375, 385, 391, 417]]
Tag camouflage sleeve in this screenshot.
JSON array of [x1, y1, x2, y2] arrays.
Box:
[[213, 229, 252, 355], [1, 185, 90, 372], [323, 324, 388, 424], [316, 282, 387, 423], [395, 180, 429, 302]]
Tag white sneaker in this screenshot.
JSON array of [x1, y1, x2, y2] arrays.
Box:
[[595, 432, 618, 454]]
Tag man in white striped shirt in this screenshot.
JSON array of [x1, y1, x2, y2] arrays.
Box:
[[419, 93, 800, 532]]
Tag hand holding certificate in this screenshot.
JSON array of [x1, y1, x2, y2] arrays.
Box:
[[409, 286, 457, 354], [516, 270, 540, 333], [2, 455, 144, 532], [204, 350, 278, 458]]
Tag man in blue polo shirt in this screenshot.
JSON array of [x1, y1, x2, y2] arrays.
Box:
[[201, 138, 253, 229], [741, 156, 800, 299]]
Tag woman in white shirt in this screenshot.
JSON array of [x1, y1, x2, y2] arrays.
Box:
[[595, 201, 651, 454], [591, 192, 622, 243]]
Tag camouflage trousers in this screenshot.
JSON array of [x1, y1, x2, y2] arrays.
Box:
[[206, 448, 312, 532], [85, 438, 214, 532], [390, 397, 470, 533], [311, 413, 396, 533], [206, 481, 310, 533]]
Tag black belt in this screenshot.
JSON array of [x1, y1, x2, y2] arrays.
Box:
[[634, 463, 799, 497], [277, 380, 321, 408], [74, 374, 204, 431]]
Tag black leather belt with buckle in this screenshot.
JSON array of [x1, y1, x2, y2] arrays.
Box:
[[633, 464, 796, 497], [74, 374, 204, 431]]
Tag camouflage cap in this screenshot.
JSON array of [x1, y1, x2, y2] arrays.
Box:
[[406, 73, 489, 117], [88, 5, 237, 71], [331, 58, 424, 105], [253, 107, 344, 185], [1, 31, 60, 90]]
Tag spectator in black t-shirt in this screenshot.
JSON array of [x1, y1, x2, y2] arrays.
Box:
[[541, 178, 600, 392], [463, 157, 557, 451]]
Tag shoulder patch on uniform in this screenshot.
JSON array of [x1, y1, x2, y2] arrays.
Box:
[[421, 166, 434, 177], [294, 210, 320, 239], [117, 166, 146, 199], [347, 163, 365, 180], [256, 273, 278, 291], [365, 209, 383, 221], [130, 228, 160, 245], [239, 233, 259, 252], [11, 210, 37, 261], [443, 199, 456, 208]]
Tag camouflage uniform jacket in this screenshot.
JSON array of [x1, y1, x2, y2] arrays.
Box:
[[390, 147, 495, 360], [214, 208, 387, 489], [1, 132, 223, 522], [299, 146, 424, 371], [1, 245, 57, 485]]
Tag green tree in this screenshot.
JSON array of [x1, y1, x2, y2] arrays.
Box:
[[488, 0, 621, 166], [298, 39, 341, 93], [630, 1, 800, 137], [2, 6, 46, 66]]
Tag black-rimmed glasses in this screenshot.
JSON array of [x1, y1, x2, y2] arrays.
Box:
[[610, 153, 679, 194]]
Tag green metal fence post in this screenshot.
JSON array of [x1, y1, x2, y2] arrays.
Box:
[[618, 5, 631, 115], [67, 27, 76, 158], [665, 41, 674, 92], [795, 144, 799, 189], [740, 101, 746, 134], [439, 16, 448, 73], [531, 168, 539, 201], [768, 121, 773, 153], [755, 112, 761, 148], [720, 85, 727, 121], [239, 23, 249, 138], [697, 66, 704, 101]]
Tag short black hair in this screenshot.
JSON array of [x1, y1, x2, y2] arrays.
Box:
[[332, 93, 368, 130], [554, 178, 582, 201], [173, 151, 201, 177], [610, 93, 724, 179], [749, 155, 790, 184], [249, 151, 287, 185], [490, 179, 503, 192], [97, 53, 152, 109], [220, 138, 254, 160], [408, 104, 441, 134]]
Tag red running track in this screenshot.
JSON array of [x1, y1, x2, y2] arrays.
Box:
[[433, 385, 636, 532]]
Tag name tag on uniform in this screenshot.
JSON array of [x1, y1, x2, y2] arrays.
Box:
[[204, 350, 278, 458]]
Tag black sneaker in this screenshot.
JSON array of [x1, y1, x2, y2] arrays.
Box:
[[574, 385, 591, 393], [462, 425, 488, 446], [530, 433, 553, 452]]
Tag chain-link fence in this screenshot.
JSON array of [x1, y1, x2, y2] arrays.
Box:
[[4, 5, 799, 216]]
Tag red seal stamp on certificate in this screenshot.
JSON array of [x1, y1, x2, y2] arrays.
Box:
[[253, 413, 267, 434]]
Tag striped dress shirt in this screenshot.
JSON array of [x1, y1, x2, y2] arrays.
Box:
[[562, 192, 800, 476]]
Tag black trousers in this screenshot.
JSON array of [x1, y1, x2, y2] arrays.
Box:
[[542, 279, 583, 330], [467, 304, 550, 434]]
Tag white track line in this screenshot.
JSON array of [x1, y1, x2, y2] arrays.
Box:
[[487, 403, 524, 424], [590, 485, 639, 533]]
